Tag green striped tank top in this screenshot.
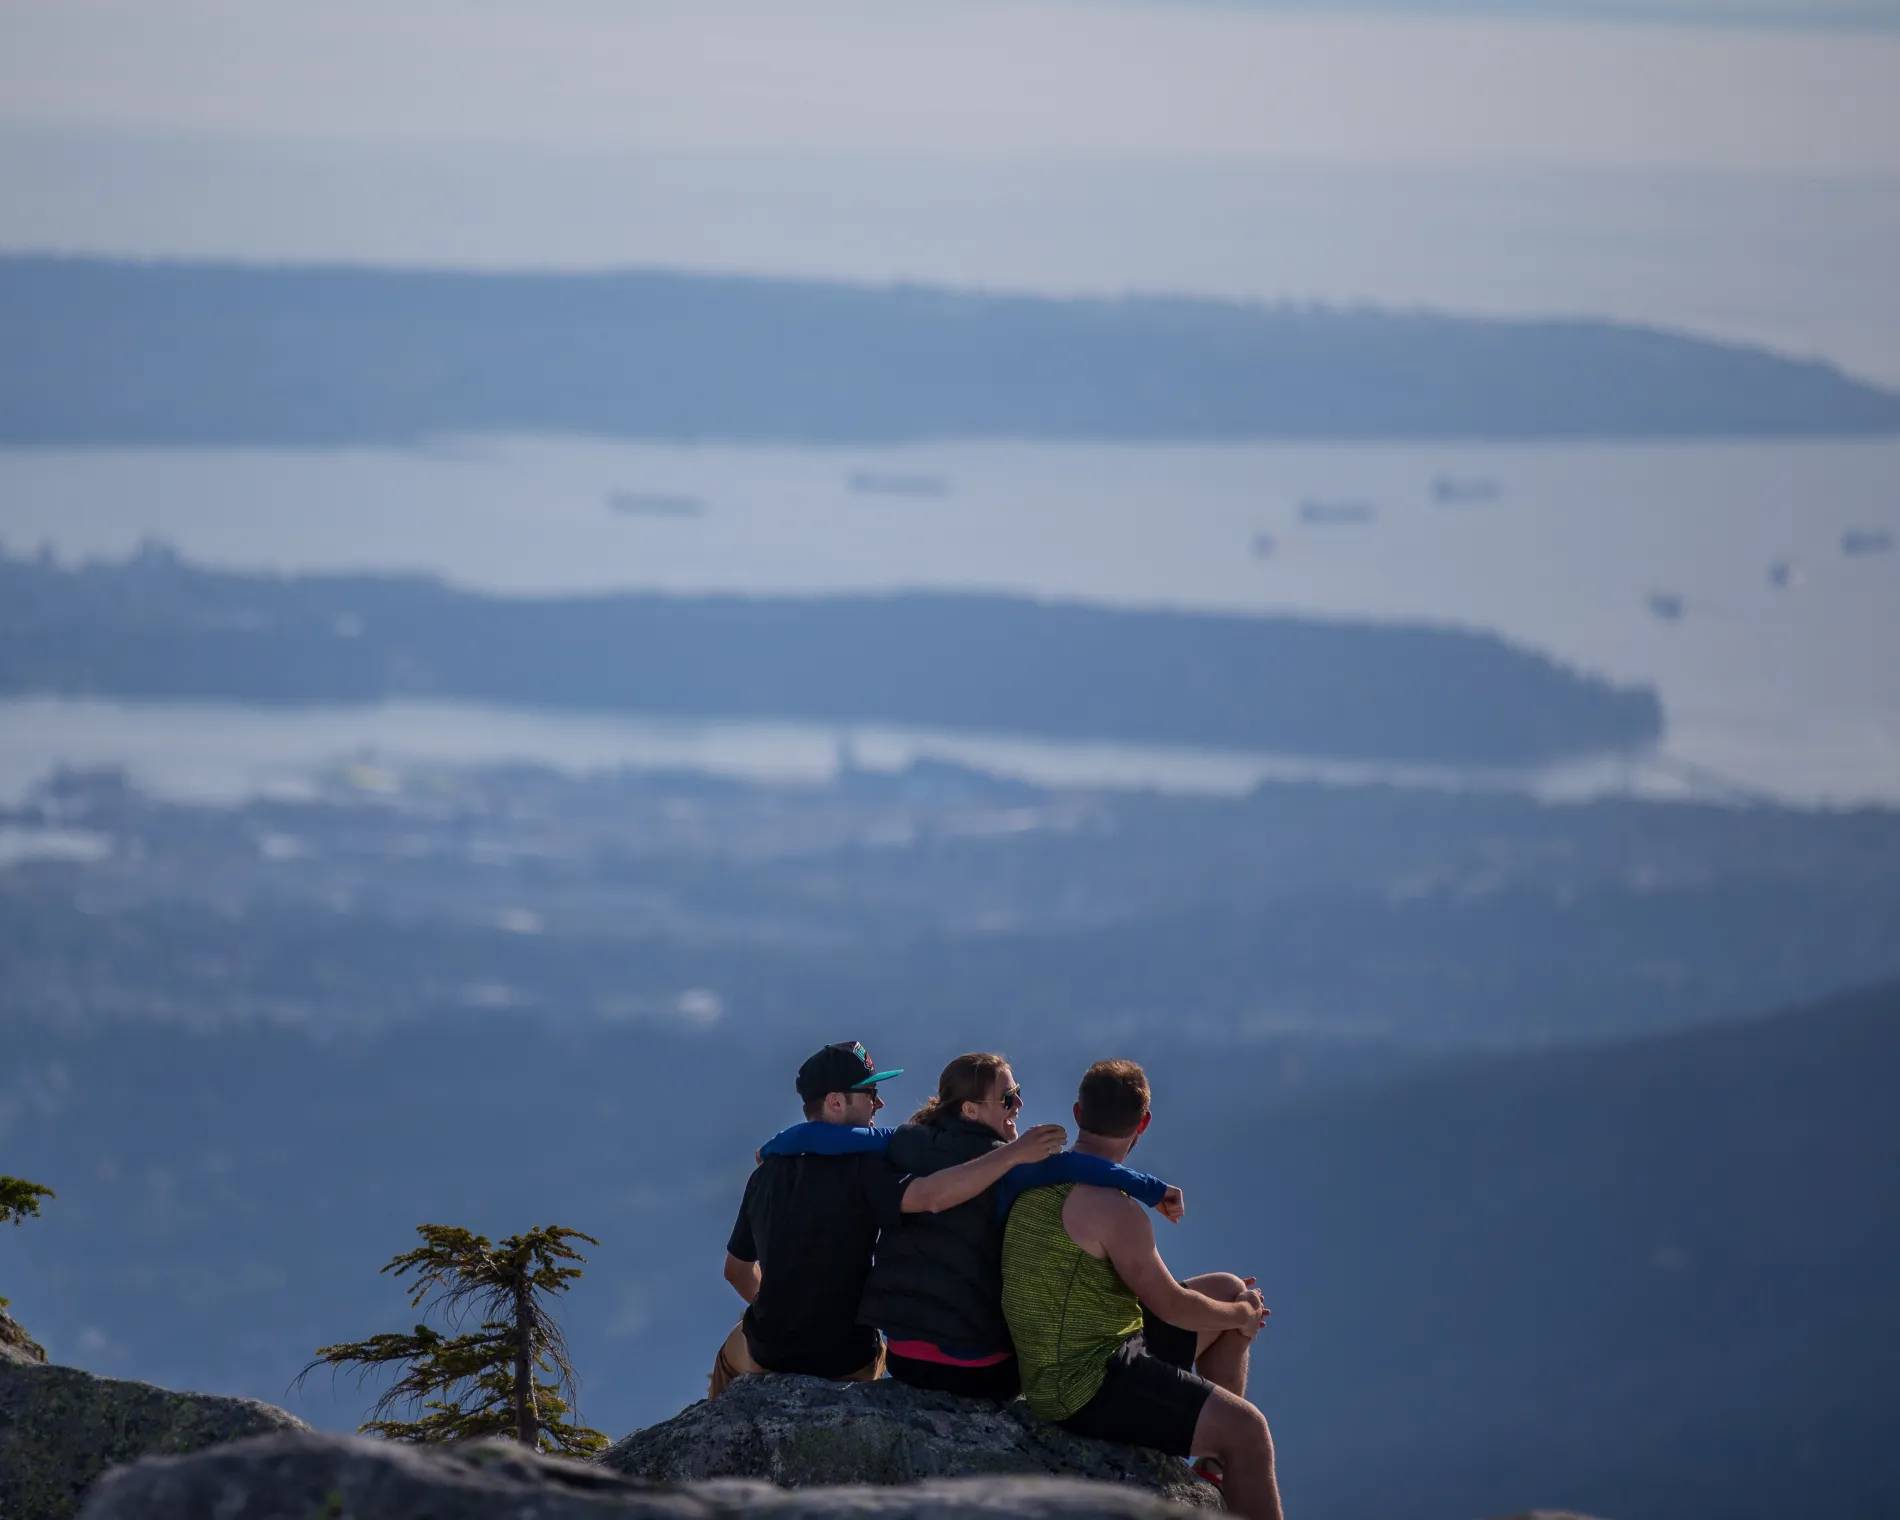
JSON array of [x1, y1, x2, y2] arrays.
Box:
[[1000, 1183, 1144, 1420]]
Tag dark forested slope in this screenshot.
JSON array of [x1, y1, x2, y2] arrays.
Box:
[[1192, 979, 1900, 1520], [2, 256, 1895, 443]]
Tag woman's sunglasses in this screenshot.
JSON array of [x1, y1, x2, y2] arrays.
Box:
[[996, 1084, 1024, 1111]]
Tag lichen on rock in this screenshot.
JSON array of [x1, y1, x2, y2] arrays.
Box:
[[0, 1359, 305, 1519], [600, 1374, 1220, 1510]]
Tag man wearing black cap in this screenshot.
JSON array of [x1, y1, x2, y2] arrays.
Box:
[[712, 1040, 1065, 1396]]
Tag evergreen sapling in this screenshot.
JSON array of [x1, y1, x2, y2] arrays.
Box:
[[299, 1223, 607, 1455]]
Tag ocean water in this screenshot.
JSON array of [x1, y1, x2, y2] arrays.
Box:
[[2, 436, 1897, 805]]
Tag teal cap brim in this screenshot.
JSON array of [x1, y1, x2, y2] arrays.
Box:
[[854, 1068, 904, 1087]]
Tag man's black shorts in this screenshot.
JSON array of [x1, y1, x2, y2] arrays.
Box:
[[1055, 1313, 1213, 1459]]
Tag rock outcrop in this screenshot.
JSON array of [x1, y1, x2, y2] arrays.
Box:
[[0, 1309, 47, 1367], [0, 1359, 305, 1519], [601, 1375, 1219, 1509], [78, 1429, 1211, 1520]]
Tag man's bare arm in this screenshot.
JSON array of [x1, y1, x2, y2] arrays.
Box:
[[723, 1252, 761, 1304], [901, 1124, 1067, 1213], [1075, 1190, 1256, 1334]]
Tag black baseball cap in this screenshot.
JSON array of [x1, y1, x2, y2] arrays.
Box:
[[796, 1041, 903, 1102]]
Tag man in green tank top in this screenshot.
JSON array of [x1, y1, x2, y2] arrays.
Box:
[[1002, 1060, 1284, 1520]]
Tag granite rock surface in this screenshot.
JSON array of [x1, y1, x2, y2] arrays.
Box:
[[600, 1375, 1219, 1509], [0, 1309, 47, 1368], [0, 1359, 304, 1519], [77, 1428, 1212, 1520]]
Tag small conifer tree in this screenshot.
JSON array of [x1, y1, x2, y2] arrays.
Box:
[[299, 1224, 607, 1455]]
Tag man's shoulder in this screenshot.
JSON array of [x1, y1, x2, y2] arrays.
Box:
[[1062, 1180, 1146, 1231], [1065, 1178, 1143, 1205], [755, 1148, 897, 1178], [753, 1150, 883, 1177], [746, 1150, 891, 1228]]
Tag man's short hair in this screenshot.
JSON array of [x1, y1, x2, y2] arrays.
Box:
[[1077, 1059, 1150, 1138]]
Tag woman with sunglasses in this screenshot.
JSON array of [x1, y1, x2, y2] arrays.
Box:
[[755, 1052, 1181, 1399]]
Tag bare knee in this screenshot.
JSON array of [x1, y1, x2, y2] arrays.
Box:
[[1181, 1271, 1248, 1302], [1193, 1386, 1272, 1463], [1237, 1406, 1274, 1473]]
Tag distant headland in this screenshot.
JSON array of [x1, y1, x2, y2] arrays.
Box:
[[0, 543, 1662, 768], [0, 256, 1895, 445]]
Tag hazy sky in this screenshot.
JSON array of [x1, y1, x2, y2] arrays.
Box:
[[1113, 0, 1900, 17], [4, 0, 1897, 171], [2, 0, 1898, 375]]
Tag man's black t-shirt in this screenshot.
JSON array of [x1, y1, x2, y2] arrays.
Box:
[[727, 1151, 910, 1377]]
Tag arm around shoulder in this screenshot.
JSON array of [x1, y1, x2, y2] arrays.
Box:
[[901, 1123, 1067, 1214], [1042, 1149, 1172, 1209]]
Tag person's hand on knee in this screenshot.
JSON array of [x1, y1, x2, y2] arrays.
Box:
[[1234, 1281, 1268, 1340]]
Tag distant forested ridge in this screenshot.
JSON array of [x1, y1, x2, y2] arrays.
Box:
[[0, 256, 1895, 443], [1230, 976, 1900, 1520], [0, 545, 1660, 766]]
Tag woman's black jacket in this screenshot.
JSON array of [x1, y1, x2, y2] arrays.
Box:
[[857, 1116, 1015, 1354]]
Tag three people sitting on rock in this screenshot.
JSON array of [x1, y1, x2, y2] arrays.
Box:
[[713, 1040, 1068, 1395], [716, 1042, 1283, 1520]]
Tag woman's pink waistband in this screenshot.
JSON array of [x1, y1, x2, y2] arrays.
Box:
[[884, 1339, 1014, 1368]]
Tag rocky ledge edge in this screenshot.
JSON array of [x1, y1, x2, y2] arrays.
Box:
[[77, 1428, 1211, 1520], [0, 1358, 305, 1518], [602, 1374, 1219, 1508], [7, 1357, 1611, 1520], [6, 1362, 1214, 1520]]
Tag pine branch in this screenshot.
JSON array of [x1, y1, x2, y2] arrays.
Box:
[[0, 1177, 55, 1227]]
